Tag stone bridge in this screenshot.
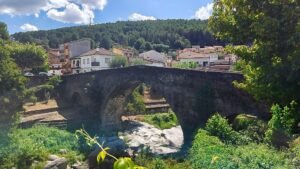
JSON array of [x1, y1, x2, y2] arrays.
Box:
[[56, 66, 267, 143]]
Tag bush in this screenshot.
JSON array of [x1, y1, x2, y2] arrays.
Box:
[[233, 114, 258, 130], [125, 86, 146, 114], [141, 112, 179, 129], [205, 114, 250, 144], [0, 125, 83, 168], [135, 156, 191, 169], [233, 114, 267, 143], [110, 56, 128, 68], [289, 137, 300, 168], [189, 129, 291, 169], [189, 129, 234, 169], [265, 101, 297, 145], [173, 62, 198, 69]]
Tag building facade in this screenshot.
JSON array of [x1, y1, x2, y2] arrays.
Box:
[[48, 49, 63, 75], [177, 51, 219, 67], [59, 38, 91, 74], [71, 48, 115, 74]]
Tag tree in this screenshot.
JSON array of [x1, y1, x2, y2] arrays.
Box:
[[0, 22, 9, 40], [134, 38, 145, 51], [100, 36, 112, 50], [0, 45, 25, 95], [209, 0, 300, 106], [7, 42, 48, 72], [144, 42, 152, 51]]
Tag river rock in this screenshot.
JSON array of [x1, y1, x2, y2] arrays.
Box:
[[48, 155, 60, 161], [44, 157, 68, 169]]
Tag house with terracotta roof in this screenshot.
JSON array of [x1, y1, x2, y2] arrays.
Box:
[[71, 48, 116, 74], [139, 50, 167, 67], [48, 49, 63, 75], [177, 50, 218, 67]]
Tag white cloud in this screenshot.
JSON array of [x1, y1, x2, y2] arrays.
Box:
[[194, 3, 213, 20], [20, 23, 38, 32], [44, 0, 70, 11], [79, 0, 107, 10], [47, 3, 94, 24], [128, 13, 156, 21], [0, 0, 47, 16], [0, 0, 107, 24]]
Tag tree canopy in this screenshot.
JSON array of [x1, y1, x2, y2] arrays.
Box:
[[0, 22, 9, 40], [12, 19, 225, 51], [209, 0, 300, 106], [6, 42, 48, 72]]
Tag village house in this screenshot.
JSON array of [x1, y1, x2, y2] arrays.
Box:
[[71, 48, 115, 74], [177, 50, 219, 67], [58, 38, 91, 74], [139, 50, 167, 67], [48, 48, 63, 75]]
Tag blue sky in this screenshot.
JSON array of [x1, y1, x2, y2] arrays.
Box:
[[0, 0, 213, 34]]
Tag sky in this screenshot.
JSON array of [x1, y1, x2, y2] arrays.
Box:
[[0, 0, 214, 34]]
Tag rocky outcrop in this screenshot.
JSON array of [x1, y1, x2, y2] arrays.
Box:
[[44, 155, 68, 169]]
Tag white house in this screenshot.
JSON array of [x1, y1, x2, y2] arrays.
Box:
[[177, 51, 218, 67], [71, 48, 115, 74]]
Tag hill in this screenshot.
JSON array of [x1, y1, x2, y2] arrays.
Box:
[[12, 19, 225, 52]]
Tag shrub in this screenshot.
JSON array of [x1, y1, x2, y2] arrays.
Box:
[[265, 101, 297, 145], [47, 75, 62, 87], [189, 129, 234, 169], [205, 113, 250, 144], [135, 156, 191, 169], [110, 56, 128, 68], [189, 129, 291, 169], [126, 86, 146, 114], [289, 137, 300, 168], [141, 112, 179, 129], [233, 114, 267, 143], [173, 62, 198, 69], [0, 125, 82, 169], [233, 114, 258, 130]]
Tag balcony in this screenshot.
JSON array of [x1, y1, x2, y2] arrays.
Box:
[[91, 62, 100, 66]]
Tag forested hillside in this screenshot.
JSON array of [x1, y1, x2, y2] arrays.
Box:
[[12, 19, 225, 52]]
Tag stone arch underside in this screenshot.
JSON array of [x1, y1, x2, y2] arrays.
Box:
[[58, 66, 268, 144]]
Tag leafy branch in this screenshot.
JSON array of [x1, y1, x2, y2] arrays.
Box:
[[75, 129, 146, 169]]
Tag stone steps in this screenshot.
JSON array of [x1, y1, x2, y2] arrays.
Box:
[[145, 104, 170, 109]]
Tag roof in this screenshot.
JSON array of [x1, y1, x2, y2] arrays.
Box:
[[139, 50, 166, 63], [177, 51, 216, 59], [80, 48, 115, 57]]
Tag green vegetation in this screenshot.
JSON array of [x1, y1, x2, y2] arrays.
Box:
[[173, 62, 198, 69], [140, 112, 179, 130], [265, 101, 298, 146], [126, 85, 146, 114], [0, 22, 9, 40], [205, 114, 250, 145], [135, 157, 191, 169], [6, 42, 48, 72], [189, 114, 297, 169], [0, 125, 83, 169], [12, 20, 224, 52], [76, 129, 145, 169], [110, 56, 128, 68], [209, 0, 300, 107]]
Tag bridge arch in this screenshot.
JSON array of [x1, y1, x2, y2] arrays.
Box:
[[58, 66, 267, 144]]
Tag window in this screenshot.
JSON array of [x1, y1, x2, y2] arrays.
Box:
[[105, 58, 111, 63], [87, 58, 90, 64], [83, 59, 86, 64], [92, 57, 97, 62]]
